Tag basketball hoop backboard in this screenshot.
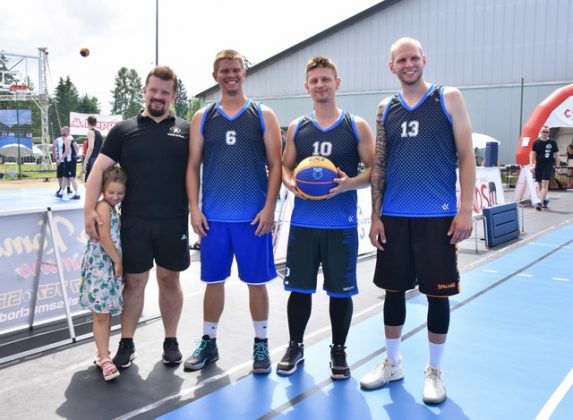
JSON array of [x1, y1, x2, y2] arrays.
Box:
[[0, 52, 39, 94]]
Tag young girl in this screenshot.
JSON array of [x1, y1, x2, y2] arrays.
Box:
[[79, 165, 127, 381]]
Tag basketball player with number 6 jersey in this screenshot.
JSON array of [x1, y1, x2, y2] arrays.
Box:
[[360, 37, 476, 404], [278, 56, 374, 380], [185, 49, 283, 375]]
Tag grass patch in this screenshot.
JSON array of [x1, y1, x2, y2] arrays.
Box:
[[0, 163, 81, 180]]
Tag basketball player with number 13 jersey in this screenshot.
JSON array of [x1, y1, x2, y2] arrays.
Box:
[[361, 37, 476, 405]]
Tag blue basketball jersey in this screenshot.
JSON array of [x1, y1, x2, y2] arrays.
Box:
[[200, 99, 268, 222], [291, 111, 360, 229], [381, 85, 458, 217]]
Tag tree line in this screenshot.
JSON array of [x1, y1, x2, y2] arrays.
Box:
[[1, 55, 202, 140]]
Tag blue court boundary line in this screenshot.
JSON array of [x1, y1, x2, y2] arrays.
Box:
[[257, 234, 573, 419]]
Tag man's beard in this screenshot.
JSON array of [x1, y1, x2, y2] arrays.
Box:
[[148, 100, 166, 117]]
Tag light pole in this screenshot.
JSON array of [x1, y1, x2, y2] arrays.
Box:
[[155, 0, 159, 66]]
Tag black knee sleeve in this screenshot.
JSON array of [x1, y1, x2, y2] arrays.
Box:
[[427, 296, 450, 334], [383, 290, 406, 326]]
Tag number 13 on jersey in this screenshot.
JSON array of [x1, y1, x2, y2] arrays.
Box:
[[401, 120, 419, 138]]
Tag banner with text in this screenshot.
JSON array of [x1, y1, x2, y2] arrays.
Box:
[[457, 166, 505, 216], [69, 112, 123, 136], [0, 209, 88, 334]]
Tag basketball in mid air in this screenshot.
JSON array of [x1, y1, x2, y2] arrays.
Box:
[[294, 156, 338, 200], [80, 48, 90, 57]]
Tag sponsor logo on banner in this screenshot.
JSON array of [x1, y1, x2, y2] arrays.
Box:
[[0, 209, 87, 333], [69, 112, 123, 136], [456, 167, 505, 216]]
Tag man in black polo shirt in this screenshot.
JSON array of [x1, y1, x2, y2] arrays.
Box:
[[84, 66, 190, 367], [530, 126, 560, 210]]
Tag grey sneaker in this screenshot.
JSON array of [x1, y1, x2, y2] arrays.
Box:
[[276, 341, 304, 376], [330, 344, 350, 380], [184, 335, 219, 371], [360, 356, 404, 390], [252, 338, 271, 374], [423, 366, 447, 404]]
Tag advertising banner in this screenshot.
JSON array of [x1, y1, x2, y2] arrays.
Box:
[[457, 166, 505, 217], [69, 112, 123, 136], [0, 109, 33, 157], [0, 208, 87, 334]]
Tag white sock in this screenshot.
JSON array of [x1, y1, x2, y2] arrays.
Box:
[[203, 321, 218, 339], [428, 341, 445, 369], [386, 337, 401, 364], [253, 320, 268, 339]]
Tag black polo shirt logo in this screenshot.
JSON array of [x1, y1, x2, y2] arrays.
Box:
[[168, 127, 185, 139]]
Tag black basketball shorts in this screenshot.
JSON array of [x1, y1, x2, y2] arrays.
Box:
[[373, 216, 460, 297], [284, 226, 358, 297]]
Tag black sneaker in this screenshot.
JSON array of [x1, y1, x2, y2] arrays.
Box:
[[112, 339, 136, 368], [330, 344, 350, 380], [535, 203, 542, 211], [184, 335, 219, 371], [276, 341, 304, 376], [542, 199, 549, 208], [252, 338, 271, 374], [163, 339, 183, 365]]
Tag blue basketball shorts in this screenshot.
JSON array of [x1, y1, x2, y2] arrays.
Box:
[[200, 221, 277, 284], [284, 226, 359, 297]]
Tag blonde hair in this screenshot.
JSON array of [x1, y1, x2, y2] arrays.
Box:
[[102, 165, 127, 192], [213, 49, 245, 72], [389, 37, 424, 61]]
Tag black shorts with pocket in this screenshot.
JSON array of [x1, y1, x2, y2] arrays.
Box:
[[373, 216, 460, 297], [120, 214, 190, 274], [284, 226, 358, 297]]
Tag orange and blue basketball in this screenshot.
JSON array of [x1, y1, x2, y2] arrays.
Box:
[[294, 156, 338, 200]]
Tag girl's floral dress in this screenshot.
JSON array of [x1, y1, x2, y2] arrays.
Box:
[[79, 206, 123, 315]]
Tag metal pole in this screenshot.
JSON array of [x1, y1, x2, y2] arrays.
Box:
[[46, 207, 77, 341], [16, 91, 21, 178], [519, 77, 524, 137], [155, 0, 159, 66]]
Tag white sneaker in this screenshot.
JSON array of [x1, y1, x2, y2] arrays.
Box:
[[360, 356, 404, 390], [423, 366, 446, 404]]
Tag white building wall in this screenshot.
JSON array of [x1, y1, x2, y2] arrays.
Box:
[[201, 0, 573, 163]]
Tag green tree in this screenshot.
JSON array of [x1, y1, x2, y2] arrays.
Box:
[[77, 94, 101, 114], [48, 76, 79, 127], [174, 79, 189, 118], [0, 54, 17, 88], [111, 67, 143, 118], [186, 97, 203, 121]]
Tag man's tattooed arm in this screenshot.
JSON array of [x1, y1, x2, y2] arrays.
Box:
[[371, 102, 388, 218]]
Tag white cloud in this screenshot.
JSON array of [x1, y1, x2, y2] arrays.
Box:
[[2, 0, 381, 113]]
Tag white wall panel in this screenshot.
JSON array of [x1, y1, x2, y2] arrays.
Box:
[[199, 0, 573, 163]]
